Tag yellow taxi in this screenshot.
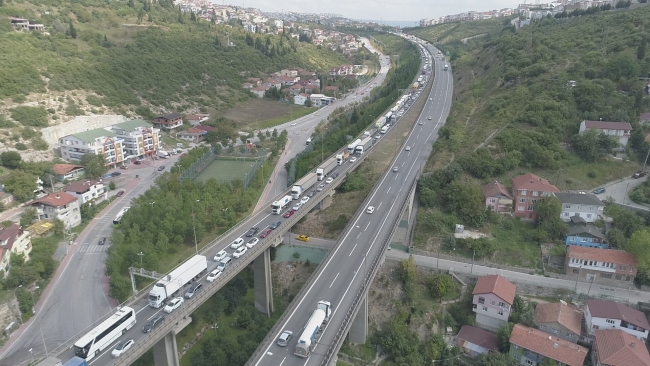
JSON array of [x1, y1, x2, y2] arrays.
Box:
[[296, 235, 310, 242]]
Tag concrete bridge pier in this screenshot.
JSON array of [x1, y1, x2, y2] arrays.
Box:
[[348, 293, 368, 344], [254, 247, 274, 316], [153, 316, 191, 366], [407, 180, 416, 223], [319, 190, 334, 210]]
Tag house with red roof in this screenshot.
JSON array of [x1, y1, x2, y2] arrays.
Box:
[[585, 300, 649, 342], [509, 324, 588, 366], [639, 112, 650, 126], [30, 192, 81, 229], [579, 120, 633, 148], [64, 179, 107, 205], [565, 246, 637, 287], [456, 325, 498, 357], [177, 127, 206, 143], [250, 86, 269, 98], [0, 223, 32, 276], [53, 164, 85, 182], [185, 114, 209, 126], [593, 329, 650, 366], [472, 274, 516, 331], [534, 302, 583, 343], [511, 173, 559, 220], [482, 180, 513, 214]]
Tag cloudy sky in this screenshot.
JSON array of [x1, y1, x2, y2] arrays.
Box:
[[229, 0, 519, 21]]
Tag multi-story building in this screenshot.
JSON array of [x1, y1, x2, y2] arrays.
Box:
[[472, 274, 516, 331], [579, 121, 633, 148], [0, 223, 32, 276], [110, 119, 161, 161], [482, 180, 513, 214], [534, 302, 583, 343], [64, 180, 106, 205], [592, 329, 650, 366], [53, 164, 85, 182], [511, 173, 559, 220], [59, 129, 125, 167], [509, 324, 588, 366], [153, 113, 183, 131], [565, 246, 637, 287], [30, 192, 81, 229], [556, 192, 604, 223], [585, 300, 649, 342]]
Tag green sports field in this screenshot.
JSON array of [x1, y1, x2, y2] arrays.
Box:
[[195, 158, 256, 183]]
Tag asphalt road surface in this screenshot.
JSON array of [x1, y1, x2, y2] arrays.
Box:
[[250, 40, 452, 366], [0, 155, 181, 366]]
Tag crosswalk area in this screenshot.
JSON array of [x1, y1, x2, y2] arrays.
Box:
[[78, 244, 110, 253]]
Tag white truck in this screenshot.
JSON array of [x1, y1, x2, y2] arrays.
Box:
[[375, 117, 386, 130], [148, 255, 207, 308], [291, 172, 318, 199], [444, 64, 449, 71], [380, 125, 389, 134], [294, 301, 332, 358], [157, 150, 170, 159], [355, 137, 373, 155], [347, 138, 362, 153], [316, 157, 337, 181], [271, 195, 292, 214], [336, 151, 350, 165]]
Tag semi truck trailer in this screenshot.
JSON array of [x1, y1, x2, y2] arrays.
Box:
[[148, 255, 208, 308], [336, 151, 350, 165], [354, 137, 373, 155], [291, 172, 318, 199], [316, 157, 337, 180], [347, 138, 362, 153], [294, 301, 332, 358], [271, 195, 292, 214]]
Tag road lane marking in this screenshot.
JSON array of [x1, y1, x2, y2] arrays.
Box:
[[349, 243, 357, 256], [329, 273, 340, 288], [364, 222, 371, 231], [387, 187, 391, 193]]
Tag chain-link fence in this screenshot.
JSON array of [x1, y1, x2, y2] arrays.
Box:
[[179, 147, 216, 181]]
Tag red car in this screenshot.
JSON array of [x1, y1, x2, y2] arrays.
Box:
[[283, 210, 295, 218], [259, 229, 273, 238], [116, 190, 125, 197]]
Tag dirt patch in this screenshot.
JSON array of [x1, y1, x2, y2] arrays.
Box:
[[223, 99, 302, 126], [367, 264, 404, 332], [272, 262, 315, 297]]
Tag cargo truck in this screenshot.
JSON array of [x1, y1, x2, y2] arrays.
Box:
[[271, 195, 292, 214], [413, 82, 419, 90], [294, 301, 332, 358], [336, 151, 350, 165], [375, 117, 386, 130], [316, 157, 337, 180], [157, 150, 169, 159], [148, 255, 208, 308], [291, 172, 318, 199], [444, 64, 449, 71], [347, 138, 362, 153], [355, 137, 373, 155]]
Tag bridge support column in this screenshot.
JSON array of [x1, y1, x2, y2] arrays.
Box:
[[407, 181, 416, 223], [320, 193, 333, 210], [254, 247, 274, 316], [348, 293, 368, 344], [153, 316, 191, 366]]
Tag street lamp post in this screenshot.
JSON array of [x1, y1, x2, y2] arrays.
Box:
[[471, 250, 475, 274], [193, 199, 200, 254], [574, 265, 582, 294], [138, 251, 144, 267]]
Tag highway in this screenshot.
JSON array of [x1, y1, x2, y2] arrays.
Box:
[[0, 155, 181, 366], [249, 40, 453, 366]]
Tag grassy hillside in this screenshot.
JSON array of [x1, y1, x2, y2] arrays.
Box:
[[408, 18, 505, 45], [0, 0, 350, 117], [405, 7, 650, 268]]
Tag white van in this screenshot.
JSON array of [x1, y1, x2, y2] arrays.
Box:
[[380, 126, 389, 134], [217, 257, 232, 271], [306, 137, 312, 145]]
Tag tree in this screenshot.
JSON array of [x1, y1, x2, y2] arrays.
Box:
[[476, 352, 517, 366], [400, 255, 416, 284], [304, 99, 313, 107], [109, 181, 117, 190], [20, 207, 37, 228], [5, 171, 37, 202], [81, 153, 108, 179], [534, 197, 561, 226], [540, 358, 557, 366], [443, 181, 488, 227], [0, 151, 22, 168], [496, 322, 514, 352], [68, 21, 77, 39], [429, 274, 454, 300], [624, 229, 650, 271]]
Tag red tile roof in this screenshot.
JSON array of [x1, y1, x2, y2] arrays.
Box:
[[512, 173, 559, 193], [587, 300, 650, 330], [64, 180, 101, 194], [567, 246, 637, 267], [534, 302, 582, 336], [0, 223, 23, 251], [482, 181, 512, 199], [640, 112, 650, 120], [457, 325, 498, 351], [193, 126, 214, 132], [53, 164, 84, 175], [594, 329, 650, 366], [31, 192, 77, 207], [509, 324, 588, 366], [472, 275, 516, 305], [583, 121, 633, 131]]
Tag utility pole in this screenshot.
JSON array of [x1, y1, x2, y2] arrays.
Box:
[[138, 251, 144, 267], [193, 200, 200, 253], [471, 250, 475, 274]]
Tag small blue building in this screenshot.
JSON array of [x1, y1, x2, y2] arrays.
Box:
[[565, 224, 608, 249]]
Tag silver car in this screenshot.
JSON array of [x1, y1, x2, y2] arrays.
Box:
[[277, 330, 293, 347]]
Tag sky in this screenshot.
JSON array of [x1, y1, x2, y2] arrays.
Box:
[[226, 0, 519, 22]]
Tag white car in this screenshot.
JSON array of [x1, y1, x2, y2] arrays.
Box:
[[325, 177, 334, 184], [213, 250, 227, 262], [301, 196, 310, 205], [290, 122, 297, 126], [230, 237, 245, 249], [292, 202, 303, 211], [246, 237, 259, 249], [405, 146, 411, 151], [393, 166, 399, 172], [233, 246, 247, 259], [429, 98, 432, 101], [418, 121, 424, 125], [111, 338, 134, 357], [366, 206, 375, 214], [206, 269, 222, 282], [350, 157, 358, 163], [163, 297, 184, 314]]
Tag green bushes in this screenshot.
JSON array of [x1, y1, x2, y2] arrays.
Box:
[[10, 106, 48, 127]]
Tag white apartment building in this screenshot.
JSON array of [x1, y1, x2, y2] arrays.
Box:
[[555, 192, 604, 223], [0, 223, 32, 275], [585, 299, 649, 342], [111, 119, 161, 161], [30, 192, 81, 229], [59, 129, 125, 167], [64, 180, 107, 205]]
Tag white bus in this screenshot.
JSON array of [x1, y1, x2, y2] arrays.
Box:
[[73, 307, 136, 361], [113, 207, 130, 225]]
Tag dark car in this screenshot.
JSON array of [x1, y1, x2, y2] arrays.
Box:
[[245, 227, 259, 237], [119, 165, 128, 170], [142, 315, 165, 333], [593, 188, 606, 194], [116, 190, 125, 197], [133, 160, 142, 165], [283, 209, 295, 218], [98, 237, 107, 245], [260, 228, 273, 238], [111, 171, 122, 177], [157, 165, 166, 171], [185, 283, 203, 299], [332, 172, 339, 179], [269, 221, 281, 230], [633, 171, 647, 179]]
